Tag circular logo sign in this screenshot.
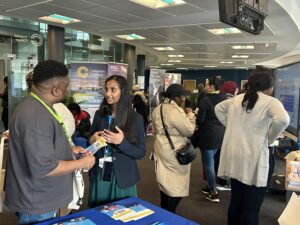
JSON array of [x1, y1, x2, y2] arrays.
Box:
[[31, 34, 43, 47], [77, 66, 89, 78]]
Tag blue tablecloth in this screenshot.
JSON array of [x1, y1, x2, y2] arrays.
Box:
[[36, 197, 199, 225]]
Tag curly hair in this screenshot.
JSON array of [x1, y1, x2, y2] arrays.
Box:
[[32, 60, 68, 85], [25, 71, 33, 92]]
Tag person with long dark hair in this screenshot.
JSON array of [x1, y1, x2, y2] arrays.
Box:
[[152, 84, 195, 213], [88, 75, 146, 207], [195, 76, 227, 203], [215, 68, 290, 225]]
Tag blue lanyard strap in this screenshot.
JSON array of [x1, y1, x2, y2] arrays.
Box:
[[30, 92, 73, 145], [104, 115, 113, 157]]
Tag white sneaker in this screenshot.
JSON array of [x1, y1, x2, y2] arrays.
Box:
[[216, 185, 231, 191]]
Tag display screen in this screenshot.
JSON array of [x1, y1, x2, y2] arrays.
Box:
[[218, 0, 266, 35], [274, 63, 300, 140]]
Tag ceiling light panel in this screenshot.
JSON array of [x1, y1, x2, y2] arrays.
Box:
[[232, 45, 255, 49], [168, 54, 184, 57], [204, 65, 217, 68], [153, 47, 175, 51], [220, 61, 235, 64], [168, 59, 181, 63], [232, 55, 249, 59], [116, 34, 145, 40], [39, 14, 80, 24], [235, 67, 248, 69], [130, 0, 186, 9], [208, 28, 241, 35]]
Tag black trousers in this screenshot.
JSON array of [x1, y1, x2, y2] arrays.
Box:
[[228, 179, 267, 225], [160, 191, 182, 213], [228, 146, 275, 225]]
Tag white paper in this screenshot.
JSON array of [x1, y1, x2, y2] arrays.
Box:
[[278, 192, 300, 225]]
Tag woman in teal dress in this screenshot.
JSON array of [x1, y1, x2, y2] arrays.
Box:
[[88, 75, 146, 207]]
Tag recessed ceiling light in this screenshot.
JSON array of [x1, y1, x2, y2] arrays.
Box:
[[153, 47, 175, 51], [161, 63, 174, 66], [130, 0, 186, 9], [168, 54, 184, 58], [208, 28, 241, 35], [39, 14, 80, 24], [232, 55, 249, 59], [116, 34, 145, 40], [235, 67, 248, 69], [168, 59, 181, 63], [204, 65, 217, 68], [220, 61, 234, 64], [176, 67, 187, 70], [232, 45, 255, 49]]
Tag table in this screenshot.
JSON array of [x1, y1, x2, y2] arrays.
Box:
[[36, 197, 199, 225]]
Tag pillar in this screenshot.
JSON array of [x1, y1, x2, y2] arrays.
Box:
[[136, 54, 145, 85], [47, 25, 65, 63]]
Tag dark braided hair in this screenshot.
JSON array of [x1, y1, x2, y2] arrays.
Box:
[[242, 68, 274, 112]]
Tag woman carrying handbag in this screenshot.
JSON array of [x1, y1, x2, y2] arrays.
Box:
[[152, 84, 195, 213]]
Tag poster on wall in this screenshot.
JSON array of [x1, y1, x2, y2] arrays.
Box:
[[70, 62, 108, 120], [137, 76, 145, 89], [183, 80, 196, 92], [149, 68, 165, 113], [240, 80, 248, 90], [108, 62, 128, 78], [164, 73, 181, 91]]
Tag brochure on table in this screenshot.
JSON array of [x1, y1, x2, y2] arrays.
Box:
[[99, 202, 154, 222]]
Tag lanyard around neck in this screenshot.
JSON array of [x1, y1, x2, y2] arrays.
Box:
[[30, 92, 72, 145]]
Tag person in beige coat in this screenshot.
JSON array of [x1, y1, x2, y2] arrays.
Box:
[[152, 84, 195, 213]]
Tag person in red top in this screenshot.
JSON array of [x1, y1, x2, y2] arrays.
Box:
[[68, 103, 91, 139]]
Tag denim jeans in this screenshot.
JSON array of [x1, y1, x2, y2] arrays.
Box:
[[200, 149, 218, 192], [17, 210, 57, 225]]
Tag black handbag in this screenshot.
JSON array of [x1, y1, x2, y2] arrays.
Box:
[[160, 104, 196, 165]]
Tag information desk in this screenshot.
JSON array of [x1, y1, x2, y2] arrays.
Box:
[[37, 197, 199, 225]]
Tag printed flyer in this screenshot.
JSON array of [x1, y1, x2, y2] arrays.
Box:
[[99, 202, 154, 222]]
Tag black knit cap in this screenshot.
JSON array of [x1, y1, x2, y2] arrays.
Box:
[[165, 84, 189, 98]]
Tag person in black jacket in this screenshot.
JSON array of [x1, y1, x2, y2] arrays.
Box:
[[195, 76, 227, 203], [132, 94, 148, 132], [196, 82, 206, 109], [88, 75, 146, 207]]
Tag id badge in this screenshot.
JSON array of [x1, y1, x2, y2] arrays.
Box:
[[104, 156, 112, 162], [99, 158, 104, 168]]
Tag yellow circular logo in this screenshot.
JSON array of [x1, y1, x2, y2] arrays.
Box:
[[77, 66, 88, 78]]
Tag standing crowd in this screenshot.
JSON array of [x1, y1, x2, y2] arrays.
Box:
[[3, 60, 290, 225]]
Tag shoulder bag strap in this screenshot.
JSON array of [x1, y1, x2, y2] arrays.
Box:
[[160, 104, 175, 150]]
